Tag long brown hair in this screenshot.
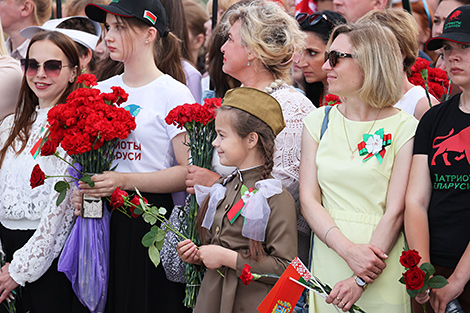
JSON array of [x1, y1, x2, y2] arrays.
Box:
[[116, 16, 186, 84], [198, 106, 276, 261], [0, 31, 80, 167]]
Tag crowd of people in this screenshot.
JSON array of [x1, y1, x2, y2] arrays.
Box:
[[0, 0, 468, 312]]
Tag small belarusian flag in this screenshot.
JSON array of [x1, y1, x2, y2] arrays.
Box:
[[257, 257, 311, 313], [143, 10, 157, 25], [30, 125, 49, 159]]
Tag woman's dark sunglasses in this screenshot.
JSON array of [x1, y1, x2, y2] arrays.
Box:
[[20, 59, 70, 77], [296, 12, 335, 28], [324, 50, 354, 67]]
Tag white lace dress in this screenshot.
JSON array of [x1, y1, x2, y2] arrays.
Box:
[[270, 84, 316, 207], [0, 107, 75, 286]]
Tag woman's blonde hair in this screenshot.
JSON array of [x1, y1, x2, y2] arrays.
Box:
[[329, 23, 402, 108], [358, 9, 419, 76], [225, 0, 305, 81], [29, 0, 52, 26]]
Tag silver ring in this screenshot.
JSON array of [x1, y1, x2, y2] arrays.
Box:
[[339, 301, 345, 307]]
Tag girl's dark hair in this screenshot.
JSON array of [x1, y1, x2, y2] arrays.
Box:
[[95, 58, 124, 81], [57, 17, 99, 73], [0, 31, 79, 167], [116, 16, 186, 84], [299, 11, 346, 107], [198, 106, 275, 261]]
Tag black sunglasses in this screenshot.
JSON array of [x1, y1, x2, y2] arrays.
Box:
[[296, 12, 335, 28], [20, 59, 71, 77], [324, 50, 354, 67]]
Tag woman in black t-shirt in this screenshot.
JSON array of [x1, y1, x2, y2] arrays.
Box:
[[405, 5, 470, 313]]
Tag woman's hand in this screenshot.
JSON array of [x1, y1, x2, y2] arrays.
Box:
[[177, 239, 201, 265], [326, 277, 364, 312], [343, 243, 387, 284], [72, 189, 82, 216], [78, 171, 124, 198], [430, 275, 465, 313], [0, 263, 19, 304], [185, 165, 221, 194], [197, 245, 237, 270], [415, 289, 430, 304]]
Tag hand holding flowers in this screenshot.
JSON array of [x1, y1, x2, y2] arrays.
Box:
[[399, 249, 448, 312]]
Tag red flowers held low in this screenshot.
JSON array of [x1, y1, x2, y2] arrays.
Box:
[[402, 267, 426, 291], [110, 187, 128, 209], [30, 164, 46, 188], [400, 249, 421, 268], [129, 194, 147, 218], [240, 264, 253, 285]]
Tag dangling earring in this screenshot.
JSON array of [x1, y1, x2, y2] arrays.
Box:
[[247, 60, 251, 67]]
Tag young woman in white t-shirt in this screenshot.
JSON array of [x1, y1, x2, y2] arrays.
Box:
[[73, 0, 194, 312]]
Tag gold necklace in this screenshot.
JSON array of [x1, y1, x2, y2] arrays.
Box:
[[342, 105, 382, 160]]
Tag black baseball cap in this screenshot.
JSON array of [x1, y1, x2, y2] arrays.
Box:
[[85, 0, 169, 37], [426, 5, 470, 50]]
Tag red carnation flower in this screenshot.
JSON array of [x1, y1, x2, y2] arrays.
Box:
[[77, 73, 98, 87], [324, 94, 341, 106], [111, 86, 129, 105], [240, 264, 253, 285], [400, 249, 422, 268], [110, 187, 128, 209], [402, 267, 426, 291], [30, 164, 46, 188]]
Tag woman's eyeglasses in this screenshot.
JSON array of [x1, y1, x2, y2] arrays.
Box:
[[20, 59, 70, 77], [324, 50, 354, 67], [296, 12, 335, 28]]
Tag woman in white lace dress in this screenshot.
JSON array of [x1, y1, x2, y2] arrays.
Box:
[[0, 31, 82, 313], [185, 0, 316, 264]]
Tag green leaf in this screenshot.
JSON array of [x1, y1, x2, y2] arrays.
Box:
[[156, 228, 166, 241], [143, 212, 157, 225], [56, 190, 67, 206], [54, 180, 70, 192], [80, 175, 95, 187], [150, 225, 160, 233], [420, 263, 435, 276], [148, 244, 161, 267], [133, 207, 143, 215], [150, 206, 161, 216], [155, 237, 165, 250], [158, 207, 167, 215], [399, 277, 405, 284], [141, 231, 156, 247], [428, 275, 449, 288], [407, 289, 419, 298], [135, 187, 143, 198]]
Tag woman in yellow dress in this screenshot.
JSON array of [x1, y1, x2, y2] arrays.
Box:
[[299, 22, 417, 312]]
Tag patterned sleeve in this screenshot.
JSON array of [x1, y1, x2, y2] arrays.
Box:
[[8, 150, 76, 286], [271, 88, 316, 203]]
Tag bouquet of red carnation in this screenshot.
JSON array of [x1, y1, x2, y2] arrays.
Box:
[[409, 57, 452, 104], [31, 73, 136, 213], [29, 73, 135, 313], [164, 97, 222, 308], [399, 248, 448, 313]]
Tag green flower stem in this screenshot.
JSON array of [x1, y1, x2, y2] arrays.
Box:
[[421, 69, 432, 107]]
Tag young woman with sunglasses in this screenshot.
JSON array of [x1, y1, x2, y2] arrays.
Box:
[[299, 23, 418, 312], [296, 11, 346, 108], [0, 31, 86, 313], [73, 0, 194, 312]]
